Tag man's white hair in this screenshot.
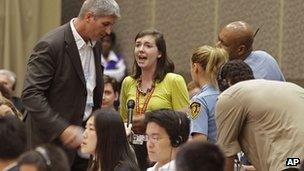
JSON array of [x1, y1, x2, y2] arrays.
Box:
[[78, 0, 121, 19]]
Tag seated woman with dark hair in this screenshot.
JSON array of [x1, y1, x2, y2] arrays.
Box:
[[102, 75, 120, 110], [81, 109, 139, 171]]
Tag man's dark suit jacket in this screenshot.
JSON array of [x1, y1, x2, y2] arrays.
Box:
[[21, 23, 103, 163]]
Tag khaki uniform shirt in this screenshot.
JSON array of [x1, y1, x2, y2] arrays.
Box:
[[216, 80, 304, 171]]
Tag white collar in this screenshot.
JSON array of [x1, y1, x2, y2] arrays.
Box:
[[147, 160, 176, 171], [70, 18, 96, 50]]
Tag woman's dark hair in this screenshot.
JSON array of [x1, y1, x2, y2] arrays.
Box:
[[88, 109, 139, 171], [101, 32, 116, 47], [103, 75, 119, 93], [132, 29, 174, 82], [17, 144, 69, 171]]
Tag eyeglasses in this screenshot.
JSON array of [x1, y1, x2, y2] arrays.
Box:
[[144, 135, 169, 144]]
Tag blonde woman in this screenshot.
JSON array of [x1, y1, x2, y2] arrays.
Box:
[[189, 45, 228, 143]]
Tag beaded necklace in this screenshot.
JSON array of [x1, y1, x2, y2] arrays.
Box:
[[135, 78, 155, 115]]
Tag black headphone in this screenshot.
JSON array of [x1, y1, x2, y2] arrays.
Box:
[[217, 63, 229, 92], [170, 112, 183, 148], [35, 147, 51, 170]]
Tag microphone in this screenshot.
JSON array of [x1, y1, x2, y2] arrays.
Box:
[[127, 99, 135, 127]]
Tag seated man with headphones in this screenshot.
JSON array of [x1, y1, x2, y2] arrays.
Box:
[[17, 144, 69, 171], [143, 109, 190, 171]]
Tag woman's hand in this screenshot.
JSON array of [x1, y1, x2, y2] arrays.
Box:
[[131, 115, 145, 134], [124, 123, 133, 136]]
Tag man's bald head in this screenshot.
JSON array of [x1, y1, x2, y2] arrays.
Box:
[[217, 21, 254, 60]]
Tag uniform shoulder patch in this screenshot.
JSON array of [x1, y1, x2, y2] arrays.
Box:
[[190, 102, 201, 119]]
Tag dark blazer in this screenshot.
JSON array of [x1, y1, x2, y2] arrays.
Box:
[[21, 23, 103, 162]]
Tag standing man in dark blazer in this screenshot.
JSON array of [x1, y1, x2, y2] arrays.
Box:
[[21, 0, 120, 168]]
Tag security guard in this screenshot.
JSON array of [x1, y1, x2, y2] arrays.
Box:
[[190, 84, 218, 143], [189, 45, 228, 143]]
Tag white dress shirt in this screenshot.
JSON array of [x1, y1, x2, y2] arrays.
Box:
[[147, 160, 176, 171], [70, 18, 96, 121]]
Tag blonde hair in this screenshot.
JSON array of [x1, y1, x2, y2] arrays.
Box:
[[191, 45, 228, 88]]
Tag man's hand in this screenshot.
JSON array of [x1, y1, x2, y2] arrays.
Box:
[[60, 125, 83, 149]]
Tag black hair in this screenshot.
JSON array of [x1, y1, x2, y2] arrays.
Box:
[[0, 115, 26, 159], [217, 59, 254, 92], [88, 109, 139, 171], [132, 29, 174, 82], [101, 32, 116, 46], [176, 141, 225, 171], [17, 144, 69, 171], [108, 32, 116, 45], [143, 109, 190, 147], [103, 75, 119, 93]]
